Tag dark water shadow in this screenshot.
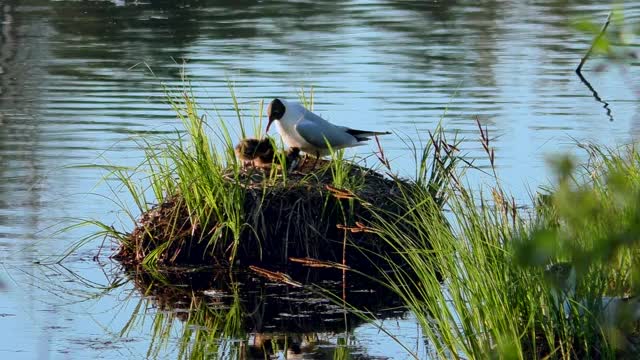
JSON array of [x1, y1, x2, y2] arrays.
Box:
[[576, 69, 614, 122], [119, 263, 407, 359]]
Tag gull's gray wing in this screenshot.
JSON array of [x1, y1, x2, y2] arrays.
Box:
[[295, 110, 358, 150]]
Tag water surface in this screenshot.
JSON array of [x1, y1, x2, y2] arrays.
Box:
[[0, 1, 639, 358]]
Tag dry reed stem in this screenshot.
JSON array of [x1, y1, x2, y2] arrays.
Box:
[[374, 134, 392, 171], [336, 222, 378, 234], [289, 257, 350, 270], [249, 265, 302, 287], [325, 185, 356, 199]]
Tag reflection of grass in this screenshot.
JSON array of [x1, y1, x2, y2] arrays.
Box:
[[119, 270, 247, 359], [114, 266, 398, 359], [368, 134, 640, 358]]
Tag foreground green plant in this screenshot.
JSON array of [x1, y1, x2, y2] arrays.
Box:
[[73, 83, 283, 266], [366, 133, 640, 358], [121, 86, 251, 266], [72, 80, 640, 358], [573, 7, 638, 69]]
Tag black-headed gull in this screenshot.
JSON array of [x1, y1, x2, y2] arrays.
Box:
[[265, 98, 391, 157]]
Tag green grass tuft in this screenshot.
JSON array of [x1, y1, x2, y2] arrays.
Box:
[[368, 134, 640, 358]]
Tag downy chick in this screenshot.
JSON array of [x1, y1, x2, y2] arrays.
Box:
[[234, 138, 275, 168]]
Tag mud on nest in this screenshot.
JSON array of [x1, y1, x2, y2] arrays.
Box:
[[115, 159, 415, 269]]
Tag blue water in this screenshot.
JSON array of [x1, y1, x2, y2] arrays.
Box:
[[0, 0, 639, 358]]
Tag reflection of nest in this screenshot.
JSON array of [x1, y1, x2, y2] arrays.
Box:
[[124, 264, 404, 334], [116, 160, 414, 269]]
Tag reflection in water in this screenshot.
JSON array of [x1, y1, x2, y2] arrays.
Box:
[[0, 0, 638, 358], [0, 3, 16, 76], [0, 1, 46, 240], [119, 265, 406, 359], [576, 70, 614, 122]]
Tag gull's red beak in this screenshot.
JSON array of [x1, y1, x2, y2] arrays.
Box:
[[266, 115, 275, 133]]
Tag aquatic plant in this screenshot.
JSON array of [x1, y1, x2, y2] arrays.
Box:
[[365, 127, 640, 358], [73, 83, 417, 271], [70, 79, 640, 358]]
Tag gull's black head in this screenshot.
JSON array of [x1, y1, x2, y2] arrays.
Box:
[[266, 98, 286, 132]]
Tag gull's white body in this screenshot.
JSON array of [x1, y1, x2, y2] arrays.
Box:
[[273, 99, 388, 157]]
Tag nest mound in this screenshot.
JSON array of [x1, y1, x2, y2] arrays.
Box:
[[116, 159, 412, 269]]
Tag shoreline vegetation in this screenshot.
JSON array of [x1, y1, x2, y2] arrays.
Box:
[[78, 84, 640, 359]]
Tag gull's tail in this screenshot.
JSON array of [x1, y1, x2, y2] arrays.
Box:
[[346, 128, 392, 142]]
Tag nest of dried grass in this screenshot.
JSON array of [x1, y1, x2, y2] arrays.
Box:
[[115, 159, 412, 269]]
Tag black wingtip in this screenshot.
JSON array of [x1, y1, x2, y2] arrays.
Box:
[[346, 129, 392, 140]]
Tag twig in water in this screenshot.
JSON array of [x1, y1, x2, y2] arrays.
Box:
[[574, 11, 615, 121], [576, 70, 615, 122], [576, 12, 612, 74]]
